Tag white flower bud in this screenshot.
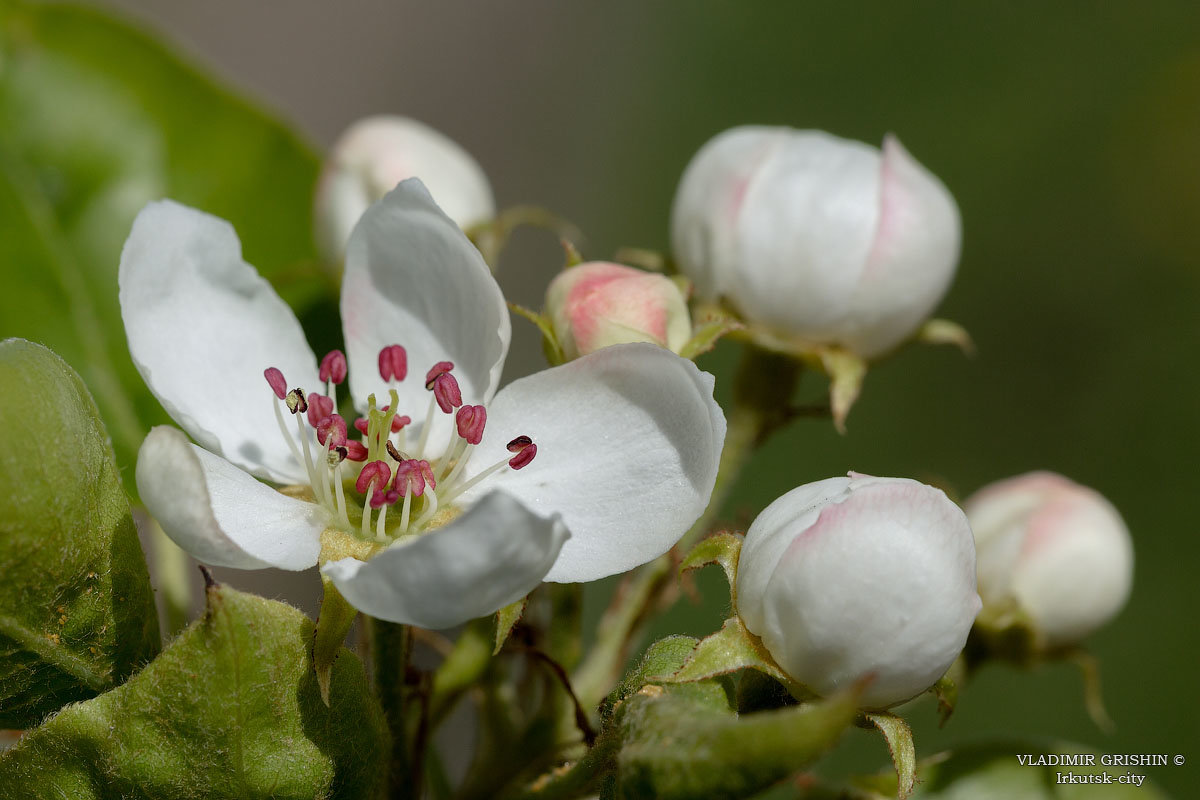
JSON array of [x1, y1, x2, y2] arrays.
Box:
[[965, 472, 1133, 648], [544, 262, 692, 360], [670, 127, 961, 358], [315, 115, 495, 263], [736, 474, 980, 709]]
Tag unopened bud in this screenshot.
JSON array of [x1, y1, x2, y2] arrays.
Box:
[[965, 471, 1133, 648], [736, 473, 980, 709], [671, 127, 960, 358], [544, 262, 692, 360], [315, 115, 495, 264]]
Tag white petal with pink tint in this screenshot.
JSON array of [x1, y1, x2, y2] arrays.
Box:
[[137, 426, 326, 571], [341, 179, 509, 456], [321, 491, 568, 629], [119, 201, 319, 484], [461, 343, 725, 583]]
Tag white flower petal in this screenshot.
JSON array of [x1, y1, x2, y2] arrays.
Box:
[[119, 201, 319, 484], [137, 426, 326, 571], [341, 179, 510, 455], [462, 343, 726, 583], [321, 491, 568, 629]]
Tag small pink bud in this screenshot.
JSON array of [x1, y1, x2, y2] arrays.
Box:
[[264, 367, 287, 400], [306, 393, 335, 428], [356, 460, 392, 494], [544, 262, 692, 360], [319, 350, 348, 385], [378, 344, 408, 382], [455, 405, 487, 445]]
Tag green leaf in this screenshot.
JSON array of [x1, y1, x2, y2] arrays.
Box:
[[615, 680, 860, 800], [862, 712, 917, 800], [494, 595, 528, 655], [0, 1, 325, 473], [0, 581, 389, 800], [0, 339, 158, 729], [679, 532, 742, 599], [679, 309, 744, 361], [653, 616, 811, 702]]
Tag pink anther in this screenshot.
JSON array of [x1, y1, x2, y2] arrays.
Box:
[[424, 361, 455, 387], [317, 414, 348, 448], [431, 373, 463, 413], [344, 441, 369, 462], [378, 344, 408, 382], [306, 392, 335, 428], [264, 367, 287, 400], [353, 417, 369, 435], [506, 436, 537, 470], [319, 350, 348, 385], [355, 460, 392, 494], [394, 459, 436, 497], [456, 405, 487, 445], [370, 488, 400, 509]]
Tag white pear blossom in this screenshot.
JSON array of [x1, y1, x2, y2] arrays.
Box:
[[671, 126, 961, 358], [965, 471, 1133, 647], [120, 179, 725, 630], [736, 473, 980, 709], [315, 115, 495, 264], [544, 261, 692, 360]]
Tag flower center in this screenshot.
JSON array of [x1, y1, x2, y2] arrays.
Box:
[[264, 346, 536, 544]]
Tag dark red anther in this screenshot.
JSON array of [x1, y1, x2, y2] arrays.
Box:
[[264, 367, 287, 400], [394, 459, 435, 497], [424, 361, 455, 388], [317, 414, 348, 447], [306, 392, 335, 428], [344, 441, 369, 462], [431, 373, 462, 413], [355, 460, 392, 494], [319, 350, 348, 385], [370, 488, 400, 509], [285, 388, 308, 415], [506, 435, 534, 453], [378, 344, 408, 382], [508, 443, 537, 470], [456, 405, 487, 445]]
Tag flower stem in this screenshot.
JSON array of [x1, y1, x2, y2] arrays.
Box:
[[367, 617, 417, 799], [572, 344, 803, 711]]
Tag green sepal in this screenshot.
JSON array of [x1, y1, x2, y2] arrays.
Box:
[[652, 616, 813, 702], [1066, 647, 1116, 734], [914, 317, 975, 356], [603, 635, 699, 721], [509, 301, 566, 366], [561, 237, 585, 267], [0, 581, 389, 799], [932, 673, 958, 729], [0, 339, 159, 728], [679, 532, 742, 608], [614, 678, 860, 800], [612, 246, 668, 272], [861, 711, 917, 800], [680, 308, 744, 361], [466, 205, 584, 271], [815, 346, 867, 434], [494, 595, 528, 655], [313, 573, 359, 707]]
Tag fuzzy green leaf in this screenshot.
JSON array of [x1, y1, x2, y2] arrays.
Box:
[[0, 582, 389, 800], [0, 339, 158, 729], [0, 1, 324, 473], [603, 635, 700, 720], [615, 680, 860, 800], [862, 712, 917, 800]]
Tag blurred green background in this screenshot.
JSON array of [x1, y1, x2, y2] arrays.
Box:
[[3, 1, 1197, 794]]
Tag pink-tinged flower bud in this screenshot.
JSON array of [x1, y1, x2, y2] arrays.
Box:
[[544, 262, 692, 360], [736, 474, 981, 709], [315, 115, 495, 264], [671, 127, 961, 358], [964, 472, 1134, 648]]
